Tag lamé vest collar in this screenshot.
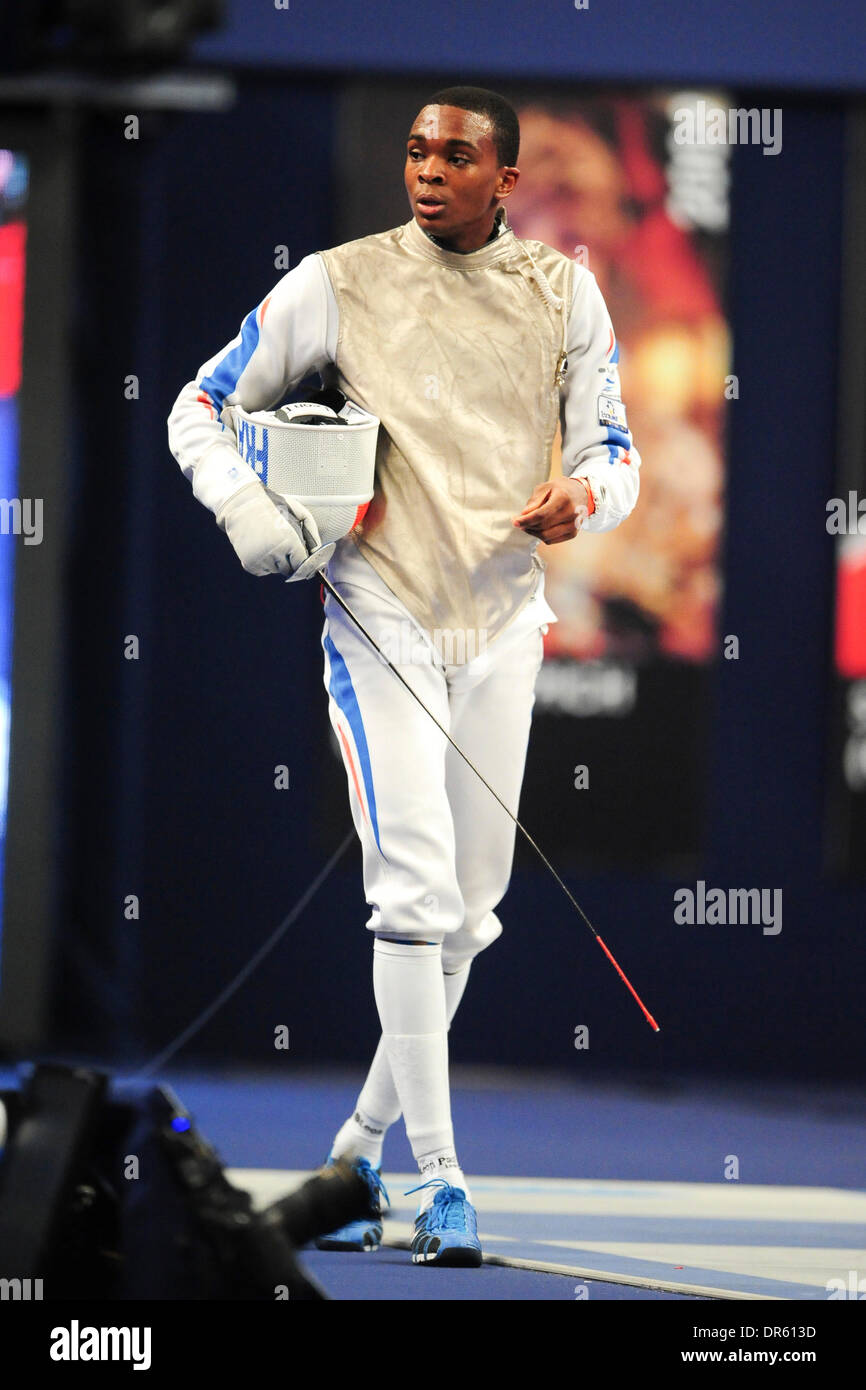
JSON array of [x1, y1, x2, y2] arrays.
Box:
[[402, 208, 517, 271]]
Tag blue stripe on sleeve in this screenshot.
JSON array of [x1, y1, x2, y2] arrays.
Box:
[[604, 425, 632, 453], [199, 304, 264, 413]]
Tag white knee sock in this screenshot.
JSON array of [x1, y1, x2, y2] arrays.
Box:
[[331, 961, 471, 1166], [372, 938, 469, 1208]]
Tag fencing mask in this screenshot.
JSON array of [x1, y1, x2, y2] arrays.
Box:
[[232, 389, 379, 581]]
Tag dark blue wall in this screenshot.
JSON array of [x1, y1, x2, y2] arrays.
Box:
[[194, 1, 866, 93], [55, 77, 863, 1085]]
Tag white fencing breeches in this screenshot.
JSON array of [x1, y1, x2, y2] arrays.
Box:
[[320, 556, 548, 973]]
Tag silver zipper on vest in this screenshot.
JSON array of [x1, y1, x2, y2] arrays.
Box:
[[515, 239, 570, 387]]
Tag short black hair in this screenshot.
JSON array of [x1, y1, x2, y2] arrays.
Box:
[[427, 86, 519, 167]]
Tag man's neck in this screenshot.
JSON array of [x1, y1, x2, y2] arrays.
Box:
[[425, 206, 505, 255]]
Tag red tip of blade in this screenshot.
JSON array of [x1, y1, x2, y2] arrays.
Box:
[[595, 935, 660, 1033]]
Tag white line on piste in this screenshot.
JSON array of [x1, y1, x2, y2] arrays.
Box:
[[378, 1229, 772, 1299]]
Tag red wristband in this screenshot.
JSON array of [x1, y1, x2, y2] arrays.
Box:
[[574, 475, 595, 516]]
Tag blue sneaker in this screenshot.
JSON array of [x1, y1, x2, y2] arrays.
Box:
[[406, 1178, 483, 1267], [315, 1157, 390, 1252]]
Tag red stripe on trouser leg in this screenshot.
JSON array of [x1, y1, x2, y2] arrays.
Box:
[[337, 721, 369, 829]]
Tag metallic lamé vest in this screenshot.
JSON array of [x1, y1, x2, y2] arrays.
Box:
[[319, 214, 573, 657]]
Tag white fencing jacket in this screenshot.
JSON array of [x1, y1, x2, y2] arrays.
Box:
[[168, 211, 640, 654]]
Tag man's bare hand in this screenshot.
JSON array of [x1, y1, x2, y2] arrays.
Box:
[[512, 477, 592, 544]]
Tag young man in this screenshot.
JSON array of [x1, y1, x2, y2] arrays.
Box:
[[168, 86, 640, 1267]]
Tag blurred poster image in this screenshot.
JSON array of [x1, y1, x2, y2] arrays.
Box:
[[827, 521, 866, 876], [0, 150, 28, 931], [507, 94, 729, 672], [825, 108, 866, 875], [834, 534, 866, 681]]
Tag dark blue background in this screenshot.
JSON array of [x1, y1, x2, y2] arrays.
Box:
[[194, 0, 866, 92]]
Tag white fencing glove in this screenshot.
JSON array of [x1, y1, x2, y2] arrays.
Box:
[[215, 481, 335, 581]]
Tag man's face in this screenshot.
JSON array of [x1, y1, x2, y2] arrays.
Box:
[[405, 104, 518, 253]]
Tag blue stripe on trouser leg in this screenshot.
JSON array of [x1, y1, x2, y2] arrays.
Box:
[[323, 627, 384, 855]]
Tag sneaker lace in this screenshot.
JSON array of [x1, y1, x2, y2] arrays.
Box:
[[355, 1157, 390, 1209], [404, 1177, 469, 1229]]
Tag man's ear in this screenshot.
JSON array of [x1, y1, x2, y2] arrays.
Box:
[[496, 167, 520, 199]]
